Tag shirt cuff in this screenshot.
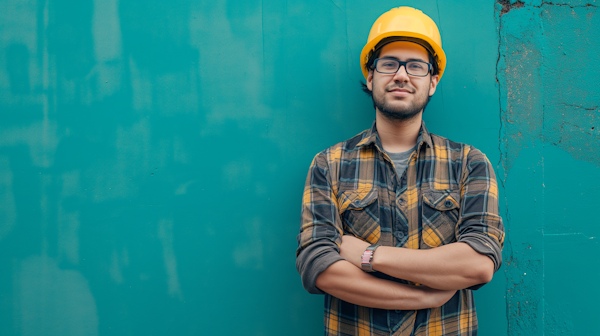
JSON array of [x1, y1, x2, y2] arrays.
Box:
[[296, 242, 345, 295], [459, 233, 503, 290]]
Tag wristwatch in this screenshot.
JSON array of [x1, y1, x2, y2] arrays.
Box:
[[360, 244, 380, 272]]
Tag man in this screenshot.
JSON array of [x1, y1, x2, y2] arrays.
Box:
[[296, 7, 505, 336]]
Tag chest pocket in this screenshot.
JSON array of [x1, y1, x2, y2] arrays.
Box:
[[422, 189, 461, 248], [338, 187, 381, 244]]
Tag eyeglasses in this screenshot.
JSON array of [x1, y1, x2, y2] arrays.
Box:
[[373, 58, 432, 77]]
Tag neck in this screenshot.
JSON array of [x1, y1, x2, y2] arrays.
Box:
[[375, 110, 422, 153]]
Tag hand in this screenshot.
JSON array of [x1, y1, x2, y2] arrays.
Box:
[[340, 235, 370, 268]]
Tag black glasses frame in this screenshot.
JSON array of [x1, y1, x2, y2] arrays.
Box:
[[373, 57, 432, 77]]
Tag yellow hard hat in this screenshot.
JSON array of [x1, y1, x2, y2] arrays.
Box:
[[360, 7, 446, 80]]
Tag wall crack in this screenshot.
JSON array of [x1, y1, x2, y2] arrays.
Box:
[[497, 0, 597, 16], [539, 1, 598, 8], [559, 103, 599, 111]]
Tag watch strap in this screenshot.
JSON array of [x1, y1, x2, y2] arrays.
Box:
[[360, 244, 380, 272]]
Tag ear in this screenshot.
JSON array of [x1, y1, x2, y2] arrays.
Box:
[[428, 74, 439, 96], [366, 69, 374, 91]]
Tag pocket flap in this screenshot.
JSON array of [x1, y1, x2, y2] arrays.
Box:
[[423, 189, 460, 211], [338, 187, 378, 214]]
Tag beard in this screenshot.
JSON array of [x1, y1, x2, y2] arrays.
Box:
[[372, 81, 431, 122]]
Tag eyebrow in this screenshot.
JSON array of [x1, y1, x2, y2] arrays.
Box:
[[381, 56, 427, 62]]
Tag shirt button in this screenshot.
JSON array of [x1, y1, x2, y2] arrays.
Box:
[[445, 200, 453, 208]]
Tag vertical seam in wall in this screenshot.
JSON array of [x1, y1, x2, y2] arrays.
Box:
[[42, 0, 51, 169], [495, 4, 511, 335], [435, 0, 446, 108], [538, 5, 547, 333], [261, 0, 266, 88], [343, 0, 352, 83], [284, 0, 288, 114]]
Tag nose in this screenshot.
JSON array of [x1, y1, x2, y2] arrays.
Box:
[[392, 64, 410, 82]]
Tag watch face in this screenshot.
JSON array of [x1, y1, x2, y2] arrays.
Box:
[[361, 245, 379, 272], [361, 250, 374, 272], [361, 251, 372, 263]]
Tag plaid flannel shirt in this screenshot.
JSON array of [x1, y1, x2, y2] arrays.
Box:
[[296, 121, 504, 336]]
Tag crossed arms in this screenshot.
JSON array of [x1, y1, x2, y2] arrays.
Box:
[[315, 238, 494, 310], [296, 147, 504, 311]]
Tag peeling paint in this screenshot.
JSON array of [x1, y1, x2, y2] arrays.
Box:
[[497, 0, 526, 16]]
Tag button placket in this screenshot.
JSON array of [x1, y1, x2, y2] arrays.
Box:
[[393, 171, 409, 246], [394, 194, 408, 246]]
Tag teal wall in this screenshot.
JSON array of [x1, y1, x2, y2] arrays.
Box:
[[0, 0, 597, 335], [498, 1, 600, 335]]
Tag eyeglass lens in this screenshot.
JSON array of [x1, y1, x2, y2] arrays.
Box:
[[376, 59, 429, 76]]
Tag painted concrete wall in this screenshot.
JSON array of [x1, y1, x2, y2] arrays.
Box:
[[0, 0, 597, 335], [498, 1, 600, 335]]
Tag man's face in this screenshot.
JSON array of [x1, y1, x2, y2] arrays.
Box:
[[366, 41, 439, 121]]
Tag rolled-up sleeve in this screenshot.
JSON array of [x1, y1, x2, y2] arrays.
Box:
[[296, 152, 345, 294], [457, 147, 505, 277]]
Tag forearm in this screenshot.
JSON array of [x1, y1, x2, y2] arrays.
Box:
[[316, 260, 455, 310], [372, 242, 494, 290]]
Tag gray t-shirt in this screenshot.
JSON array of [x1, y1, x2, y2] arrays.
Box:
[[385, 145, 417, 178]]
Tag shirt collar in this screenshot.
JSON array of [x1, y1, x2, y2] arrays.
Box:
[[356, 119, 434, 151]]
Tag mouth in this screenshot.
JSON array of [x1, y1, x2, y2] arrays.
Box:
[[388, 87, 413, 96], [387, 87, 413, 94]]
